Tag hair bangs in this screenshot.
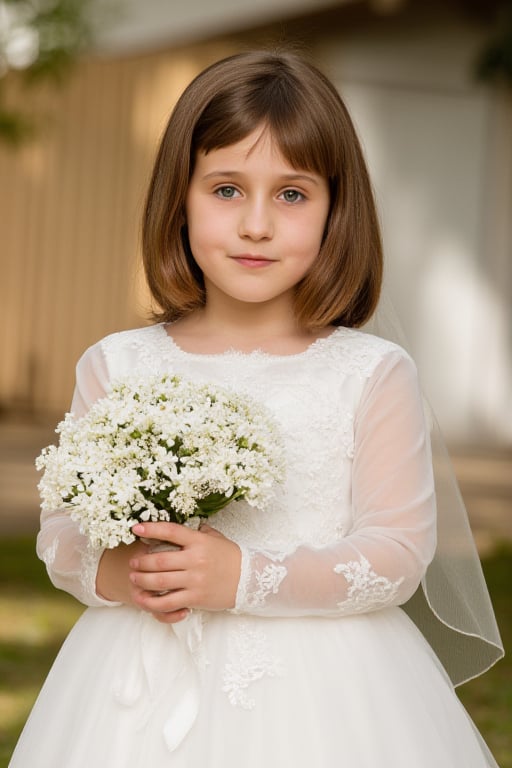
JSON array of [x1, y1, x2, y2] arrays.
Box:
[[192, 64, 336, 181]]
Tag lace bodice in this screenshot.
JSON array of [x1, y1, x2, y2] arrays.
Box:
[[37, 324, 437, 617]]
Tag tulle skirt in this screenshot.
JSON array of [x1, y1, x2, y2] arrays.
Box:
[[9, 605, 498, 767]]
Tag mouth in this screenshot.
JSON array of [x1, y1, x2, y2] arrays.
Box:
[[230, 254, 276, 268]]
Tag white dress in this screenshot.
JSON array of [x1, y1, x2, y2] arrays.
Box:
[[9, 324, 499, 767]]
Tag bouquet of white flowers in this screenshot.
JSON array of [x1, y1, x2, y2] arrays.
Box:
[[36, 374, 285, 549]]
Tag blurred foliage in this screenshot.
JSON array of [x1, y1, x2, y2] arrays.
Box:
[[459, 0, 512, 86], [0, 104, 32, 142], [0, 536, 510, 766], [0, 0, 98, 145], [475, 2, 512, 86]]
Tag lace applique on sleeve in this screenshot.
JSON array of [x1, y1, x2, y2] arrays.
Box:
[[234, 547, 289, 613], [229, 351, 436, 619], [81, 546, 108, 601], [334, 556, 404, 613], [247, 563, 288, 610], [39, 538, 58, 570]]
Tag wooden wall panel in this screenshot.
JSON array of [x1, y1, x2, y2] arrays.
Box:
[[0, 42, 236, 417]]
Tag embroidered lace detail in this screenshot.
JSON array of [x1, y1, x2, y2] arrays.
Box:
[[222, 620, 285, 709], [336, 410, 355, 459], [42, 538, 104, 605], [334, 556, 404, 613], [40, 538, 58, 569], [234, 548, 290, 613], [249, 563, 287, 609], [100, 323, 401, 382], [80, 545, 105, 600], [98, 323, 406, 551]]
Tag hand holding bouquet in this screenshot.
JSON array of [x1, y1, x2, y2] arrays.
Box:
[[36, 374, 284, 549]]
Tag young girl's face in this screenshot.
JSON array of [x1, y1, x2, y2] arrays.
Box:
[[185, 126, 330, 313]]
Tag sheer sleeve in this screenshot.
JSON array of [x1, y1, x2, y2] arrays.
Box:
[[36, 343, 121, 607], [232, 352, 437, 617]]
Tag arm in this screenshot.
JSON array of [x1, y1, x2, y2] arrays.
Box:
[[230, 351, 437, 617], [127, 351, 437, 622], [36, 343, 129, 607]]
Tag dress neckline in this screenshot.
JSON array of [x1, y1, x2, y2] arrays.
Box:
[[155, 323, 349, 361]]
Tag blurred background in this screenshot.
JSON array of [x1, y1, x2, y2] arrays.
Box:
[[0, 0, 510, 764]]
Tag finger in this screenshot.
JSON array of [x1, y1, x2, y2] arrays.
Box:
[[199, 524, 224, 539], [130, 569, 186, 594], [135, 588, 193, 614], [152, 609, 190, 625], [130, 548, 189, 573], [132, 522, 200, 546]]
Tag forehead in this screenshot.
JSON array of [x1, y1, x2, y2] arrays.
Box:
[[195, 126, 317, 176]]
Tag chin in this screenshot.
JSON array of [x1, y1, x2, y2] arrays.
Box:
[[231, 292, 284, 305]]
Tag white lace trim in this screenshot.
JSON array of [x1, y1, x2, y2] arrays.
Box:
[[40, 538, 58, 569], [234, 547, 290, 612], [222, 620, 285, 709], [100, 323, 401, 381], [80, 545, 105, 600], [250, 563, 288, 609], [334, 555, 404, 613]]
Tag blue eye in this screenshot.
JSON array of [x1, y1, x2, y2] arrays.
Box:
[[215, 186, 239, 199], [281, 189, 304, 203]]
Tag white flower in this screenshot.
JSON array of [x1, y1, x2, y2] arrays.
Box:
[[36, 375, 285, 549]]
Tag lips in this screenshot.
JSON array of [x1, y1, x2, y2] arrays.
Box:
[[230, 254, 275, 268]]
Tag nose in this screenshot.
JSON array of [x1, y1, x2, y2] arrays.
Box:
[[238, 198, 273, 241]]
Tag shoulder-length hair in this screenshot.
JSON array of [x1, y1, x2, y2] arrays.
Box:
[[142, 50, 382, 329]]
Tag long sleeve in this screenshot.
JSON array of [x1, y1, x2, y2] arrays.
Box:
[[232, 352, 437, 617], [36, 343, 121, 607]]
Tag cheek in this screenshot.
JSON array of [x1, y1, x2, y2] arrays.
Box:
[[186, 216, 210, 260], [291, 218, 326, 260], [187, 205, 225, 256]]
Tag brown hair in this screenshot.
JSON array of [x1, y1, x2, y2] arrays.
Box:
[[142, 50, 383, 329]]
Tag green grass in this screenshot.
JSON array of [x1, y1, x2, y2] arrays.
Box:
[[457, 544, 512, 767], [0, 536, 83, 767], [0, 537, 510, 766]]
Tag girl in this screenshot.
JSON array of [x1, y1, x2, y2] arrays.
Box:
[[10, 50, 503, 767]]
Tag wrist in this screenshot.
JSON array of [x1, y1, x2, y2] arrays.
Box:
[[97, 542, 144, 603], [229, 543, 251, 613]]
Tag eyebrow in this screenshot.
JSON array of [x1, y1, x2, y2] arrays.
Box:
[[201, 171, 320, 185]]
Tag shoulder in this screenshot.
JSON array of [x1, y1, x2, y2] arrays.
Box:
[[335, 330, 424, 420], [325, 327, 414, 379], [98, 324, 165, 355], [76, 324, 167, 375]]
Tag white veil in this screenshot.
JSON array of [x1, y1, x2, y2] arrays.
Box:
[[364, 293, 504, 686]]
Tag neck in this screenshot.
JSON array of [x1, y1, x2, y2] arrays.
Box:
[[168, 294, 327, 355], [198, 300, 300, 341]]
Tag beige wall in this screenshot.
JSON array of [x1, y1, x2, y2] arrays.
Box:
[[318, 23, 512, 443], [1, 9, 510, 442], [0, 42, 238, 417]]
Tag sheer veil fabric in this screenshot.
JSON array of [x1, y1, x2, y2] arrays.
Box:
[[364, 293, 504, 686]]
